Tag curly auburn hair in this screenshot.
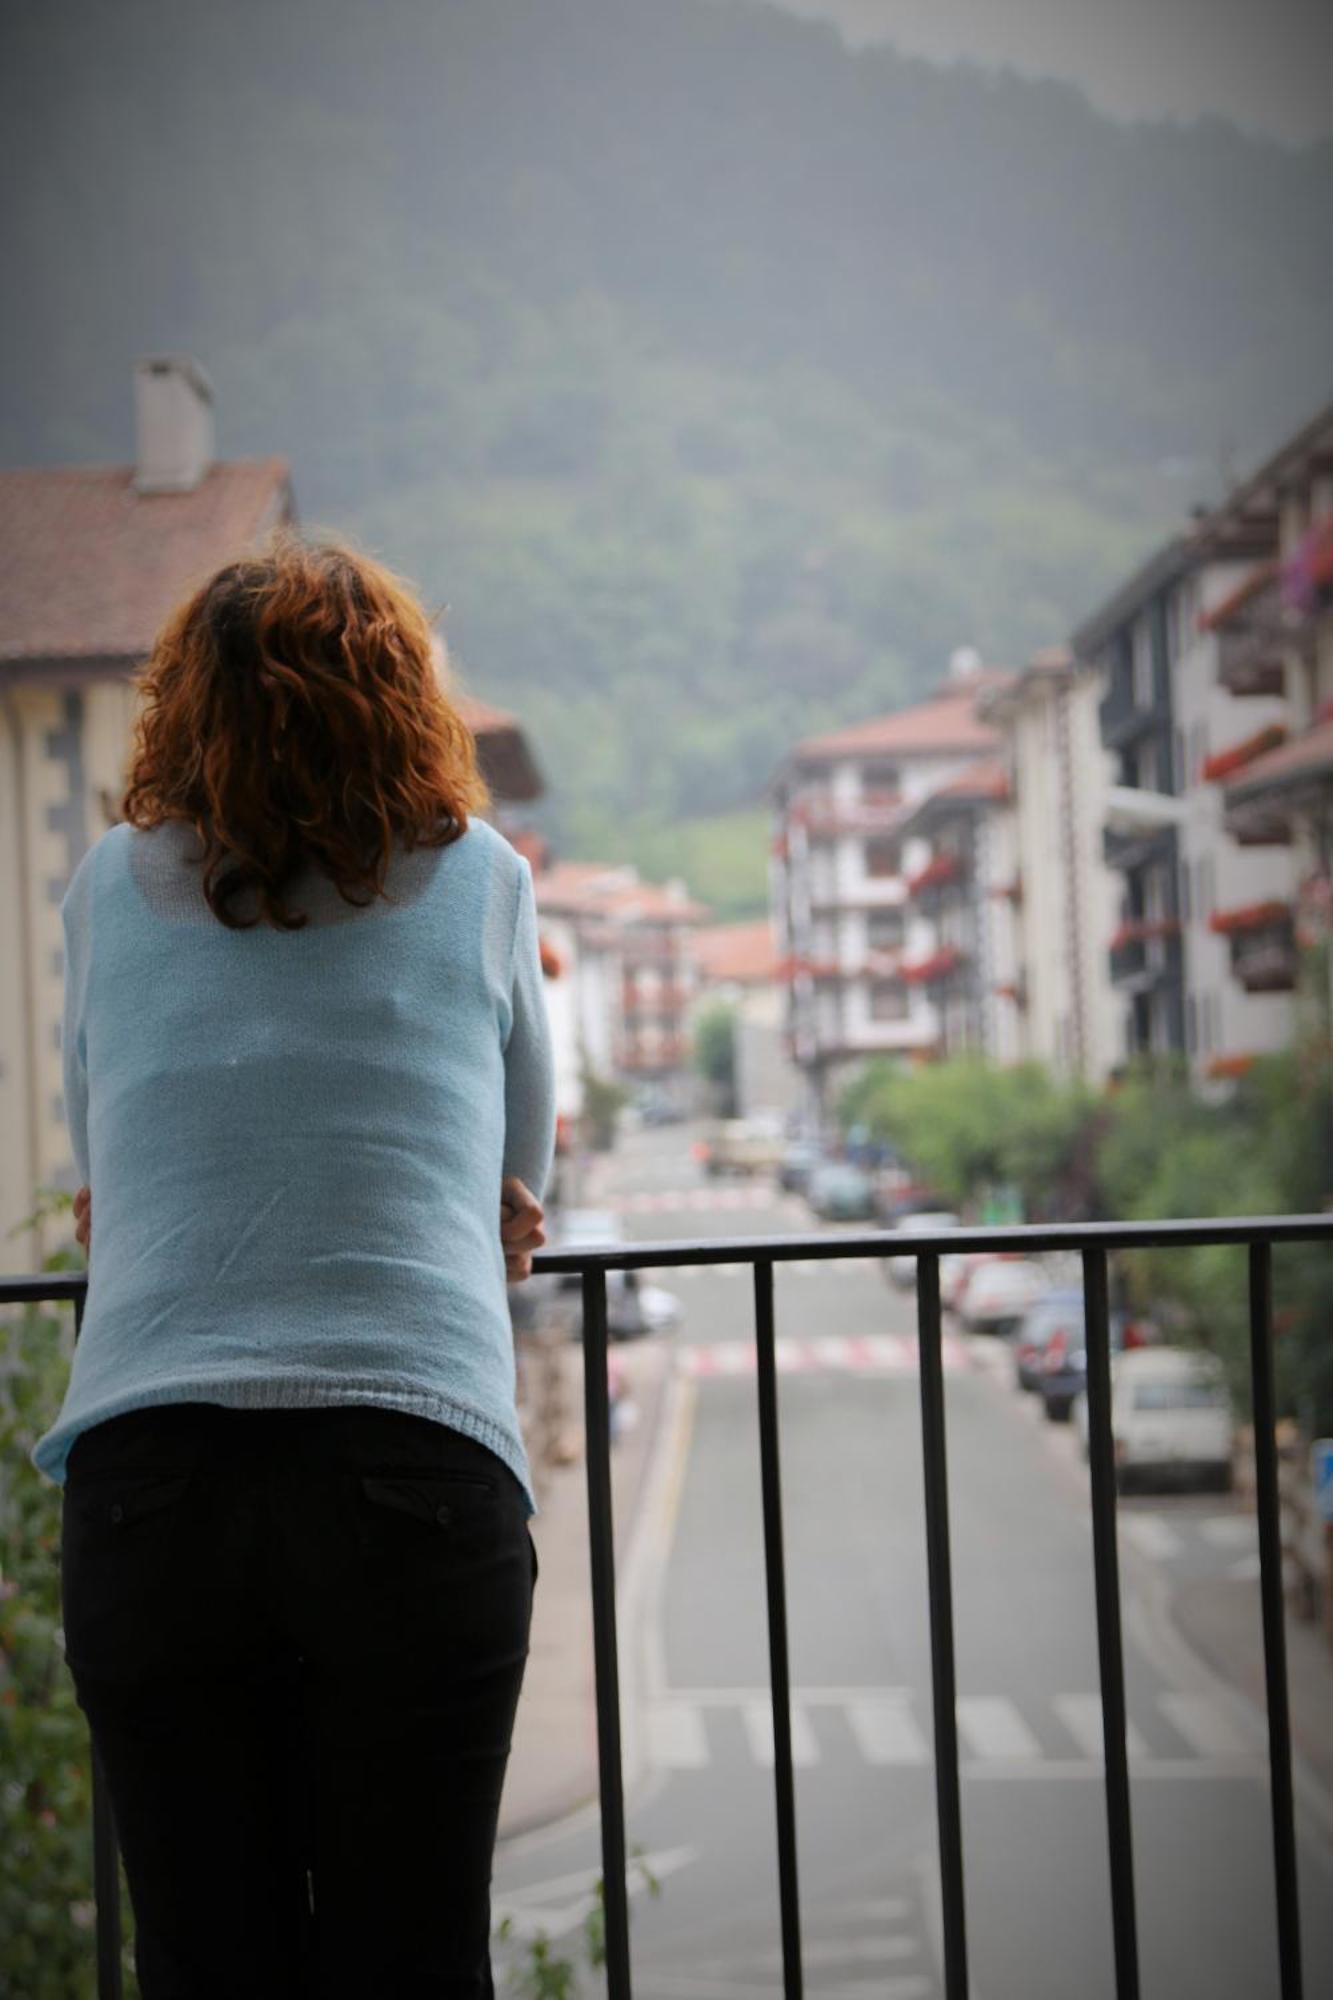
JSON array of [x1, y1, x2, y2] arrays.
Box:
[[120, 530, 490, 930]]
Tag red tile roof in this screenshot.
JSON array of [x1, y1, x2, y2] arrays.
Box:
[[793, 678, 1003, 762], [533, 860, 707, 925], [0, 459, 293, 666], [692, 919, 779, 985], [533, 861, 638, 913]]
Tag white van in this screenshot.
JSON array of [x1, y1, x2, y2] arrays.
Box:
[[1074, 1347, 1234, 1492]]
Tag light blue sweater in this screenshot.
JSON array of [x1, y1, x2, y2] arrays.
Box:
[[33, 815, 556, 1516]]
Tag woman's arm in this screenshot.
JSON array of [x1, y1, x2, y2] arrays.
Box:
[[502, 859, 557, 1205]]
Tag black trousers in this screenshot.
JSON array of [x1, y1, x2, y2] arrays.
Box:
[[60, 1402, 537, 1999]]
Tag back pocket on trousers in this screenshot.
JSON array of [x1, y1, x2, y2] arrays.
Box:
[[358, 1471, 499, 1533], [66, 1471, 194, 1532]]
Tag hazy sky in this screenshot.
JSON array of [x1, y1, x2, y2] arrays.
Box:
[[751, 0, 1333, 144]]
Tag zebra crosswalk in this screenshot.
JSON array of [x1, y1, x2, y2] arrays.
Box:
[[677, 1333, 971, 1378], [604, 1184, 782, 1215], [644, 1685, 1265, 1778]]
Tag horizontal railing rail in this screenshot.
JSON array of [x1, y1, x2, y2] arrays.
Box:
[[5, 1209, 1332, 2000]]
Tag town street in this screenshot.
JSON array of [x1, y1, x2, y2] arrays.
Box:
[[495, 1125, 1333, 1999]]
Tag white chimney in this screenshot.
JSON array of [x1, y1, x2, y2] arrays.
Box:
[[134, 355, 215, 494]]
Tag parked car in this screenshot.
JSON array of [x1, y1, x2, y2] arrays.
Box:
[[883, 1210, 961, 1288], [1074, 1347, 1234, 1490], [940, 1249, 995, 1313], [700, 1113, 786, 1178], [777, 1138, 822, 1194], [1020, 1296, 1155, 1420], [807, 1160, 878, 1222], [1013, 1289, 1088, 1393], [956, 1256, 1049, 1335], [605, 1268, 683, 1341], [636, 1087, 683, 1127], [873, 1179, 953, 1227]]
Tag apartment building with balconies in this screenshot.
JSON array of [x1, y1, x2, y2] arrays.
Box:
[[1210, 404, 1333, 1056], [973, 649, 1124, 1084], [1072, 486, 1298, 1081], [769, 656, 1006, 1107], [889, 755, 1021, 1063], [532, 859, 706, 1111]]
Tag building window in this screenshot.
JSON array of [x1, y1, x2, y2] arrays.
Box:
[[865, 836, 900, 879], [1179, 858, 1192, 924], [867, 907, 905, 950], [869, 979, 909, 1021]]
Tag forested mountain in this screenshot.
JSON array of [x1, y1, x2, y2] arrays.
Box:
[[4, 0, 1331, 889]]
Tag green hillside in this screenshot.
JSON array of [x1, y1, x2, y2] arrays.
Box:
[[4, 0, 1331, 873]]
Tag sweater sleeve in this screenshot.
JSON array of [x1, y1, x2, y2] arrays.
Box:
[[60, 850, 93, 1187], [502, 858, 557, 1201]]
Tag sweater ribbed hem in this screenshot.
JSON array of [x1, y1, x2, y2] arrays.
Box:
[[33, 1378, 538, 1519]]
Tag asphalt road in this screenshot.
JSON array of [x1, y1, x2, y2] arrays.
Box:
[[495, 1124, 1333, 1999]]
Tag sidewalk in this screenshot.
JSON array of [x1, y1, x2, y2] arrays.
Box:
[[498, 1332, 676, 1842], [1169, 1561, 1333, 1815]]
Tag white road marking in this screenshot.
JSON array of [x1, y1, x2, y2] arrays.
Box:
[[1119, 1514, 1185, 1562], [1158, 1690, 1261, 1760], [741, 1698, 820, 1767], [642, 1684, 1270, 1780], [846, 1698, 932, 1765], [1054, 1693, 1149, 1763], [648, 1701, 710, 1768], [1199, 1515, 1258, 1550], [956, 1696, 1042, 1762], [678, 1334, 969, 1378], [635, 1978, 931, 2000]]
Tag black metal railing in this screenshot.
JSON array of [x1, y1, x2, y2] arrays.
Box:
[[5, 1210, 1332, 2000]]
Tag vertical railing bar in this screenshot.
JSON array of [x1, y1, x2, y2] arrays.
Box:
[[753, 1257, 804, 2000], [582, 1265, 633, 2000], [1248, 1237, 1304, 2000], [915, 1250, 968, 2000], [1082, 1245, 1139, 2000], [68, 1283, 122, 2000], [91, 1740, 123, 2000]]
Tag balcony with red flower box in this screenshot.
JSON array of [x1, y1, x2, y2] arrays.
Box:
[[785, 793, 906, 841], [1108, 916, 1181, 986], [904, 851, 964, 900], [1208, 900, 1298, 994], [900, 945, 966, 986], [1205, 1053, 1258, 1081], [1202, 725, 1288, 785], [1199, 564, 1288, 696]]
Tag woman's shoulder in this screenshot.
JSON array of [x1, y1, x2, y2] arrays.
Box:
[[455, 814, 526, 884], [61, 820, 133, 915]]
